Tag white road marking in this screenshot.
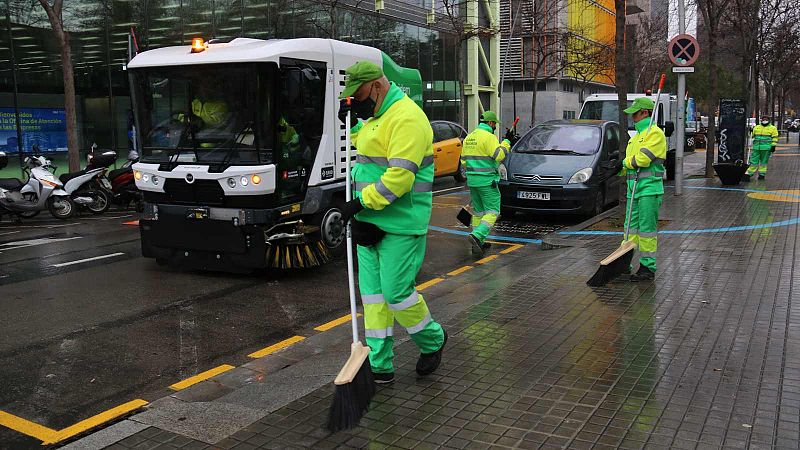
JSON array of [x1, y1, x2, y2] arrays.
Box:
[[83, 214, 134, 221], [0, 230, 21, 236], [51, 252, 125, 268], [0, 236, 82, 252]]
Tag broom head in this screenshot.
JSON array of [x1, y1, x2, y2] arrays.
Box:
[[586, 240, 636, 287], [457, 207, 472, 227], [327, 341, 375, 432]]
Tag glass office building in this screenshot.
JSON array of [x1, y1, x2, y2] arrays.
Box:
[[0, 0, 461, 170]]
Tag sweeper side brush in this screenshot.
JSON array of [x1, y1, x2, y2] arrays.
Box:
[[264, 221, 333, 269]]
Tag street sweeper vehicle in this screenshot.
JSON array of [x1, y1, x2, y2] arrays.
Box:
[[128, 37, 423, 271]]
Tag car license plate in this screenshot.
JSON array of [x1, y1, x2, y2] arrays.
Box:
[[186, 207, 209, 220], [517, 191, 550, 201], [100, 178, 112, 189]]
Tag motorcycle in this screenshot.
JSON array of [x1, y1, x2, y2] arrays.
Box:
[[105, 158, 143, 212], [59, 150, 117, 215], [0, 152, 76, 220]]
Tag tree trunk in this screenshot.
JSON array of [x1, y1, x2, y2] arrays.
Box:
[[530, 75, 538, 127], [614, 0, 628, 208], [57, 31, 80, 172], [705, 28, 717, 177]]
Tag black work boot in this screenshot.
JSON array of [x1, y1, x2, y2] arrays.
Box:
[[469, 235, 485, 256], [417, 329, 448, 376], [481, 241, 492, 251], [630, 265, 655, 282], [758, 174, 766, 180], [743, 174, 751, 182], [372, 372, 395, 384]]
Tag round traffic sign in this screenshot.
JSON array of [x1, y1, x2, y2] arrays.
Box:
[[668, 34, 700, 66]]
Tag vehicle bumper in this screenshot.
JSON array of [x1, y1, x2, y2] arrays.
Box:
[[499, 181, 597, 215]]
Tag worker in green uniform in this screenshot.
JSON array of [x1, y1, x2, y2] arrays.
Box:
[[745, 115, 779, 181], [461, 111, 510, 255], [337, 61, 447, 384], [621, 97, 667, 281]]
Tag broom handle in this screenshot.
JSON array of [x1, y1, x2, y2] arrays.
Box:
[[344, 101, 359, 344], [624, 175, 638, 241], [646, 74, 666, 136]]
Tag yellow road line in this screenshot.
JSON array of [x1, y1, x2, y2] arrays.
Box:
[[500, 244, 524, 254], [248, 335, 306, 358], [447, 265, 473, 276], [417, 277, 445, 291], [314, 314, 362, 332], [45, 399, 148, 445], [169, 364, 235, 391], [0, 410, 57, 442], [475, 254, 498, 264], [484, 239, 515, 246]]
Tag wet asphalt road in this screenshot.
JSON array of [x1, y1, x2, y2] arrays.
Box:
[[0, 178, 583, 448]]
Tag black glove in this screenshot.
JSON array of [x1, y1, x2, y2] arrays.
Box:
[[351, 219, 385, 247], [340, 198, 364, 223], [771, 145, 776, 153], [614, 159, 624, 173], [338, 99, 355, 126], [504, 128, 514, 141]]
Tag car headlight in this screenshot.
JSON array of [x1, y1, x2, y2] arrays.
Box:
[[568, 168, 593, 184], [499, 164, 508, 181], [240, 176, 249, 186], [142, 173, 150, 183]]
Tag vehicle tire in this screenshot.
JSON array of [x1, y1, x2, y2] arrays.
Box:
[[587, 190, 604, 219], [500, 207, 515, 219], [85, 189, 110, 215], [312, 197, 346, 258], [18, 193, 40, 219], [47, 196, 75, 220], [454, 160, 467, 182]]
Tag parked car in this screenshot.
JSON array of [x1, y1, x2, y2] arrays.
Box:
[[499, 120, 623, 218], [430, 120, 467, 181]]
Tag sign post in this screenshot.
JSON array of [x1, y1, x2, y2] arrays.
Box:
[[668, 18, 700, 196]]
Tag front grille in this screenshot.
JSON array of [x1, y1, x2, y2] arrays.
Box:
[[163, 179, 225, 206], [512, 173, 562, 183]]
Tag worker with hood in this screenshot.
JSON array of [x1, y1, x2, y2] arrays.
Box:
[[460, 111, 510, 255], [621, 97, 666, 281], [337, 61, 447, 384], [745, 115, 779, 181]]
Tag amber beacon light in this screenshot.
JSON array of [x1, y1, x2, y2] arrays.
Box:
[[191, 37, 206, 53]]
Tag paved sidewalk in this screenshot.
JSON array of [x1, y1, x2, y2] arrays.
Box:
[[78, 140, 800, 449]]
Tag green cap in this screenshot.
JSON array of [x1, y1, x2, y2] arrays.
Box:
[[480, 111, 499, 123], [623, 97, 655, 114], [339, 61, 384, 99]]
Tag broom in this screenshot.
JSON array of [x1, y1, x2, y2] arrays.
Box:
[[456, 116, 520, 227], [327, 98, 375, 432], [587, 74, 665, 287]]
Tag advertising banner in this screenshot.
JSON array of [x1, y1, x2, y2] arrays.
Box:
[[0, 108, 68, 153], [717, 99, 746, 163]]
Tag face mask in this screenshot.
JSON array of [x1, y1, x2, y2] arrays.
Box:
[[352, 85, 377, 120], [761, 120, 769, 126]]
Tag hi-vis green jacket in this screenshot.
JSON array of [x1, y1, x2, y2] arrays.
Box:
[[621, 117, 666, 198], [351, 83, 434, 235], [751, 123, 778, 152], [460, 123, 510, 187]]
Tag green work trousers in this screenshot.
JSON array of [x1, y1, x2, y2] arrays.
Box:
[[357, 233, 445, 374], [624, 194, 662, 272], [468, 184, 501, 244], [746, 150, 771, 175]]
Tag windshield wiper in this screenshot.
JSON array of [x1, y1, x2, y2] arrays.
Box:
[[219, 121, 254, 167], [518, 148, 585, 155]]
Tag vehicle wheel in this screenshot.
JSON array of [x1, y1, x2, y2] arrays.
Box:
[[85, 190, 110, 215], [500, 207, 515, 219], [47, 196, 75, 220], [18, 193, 40, 218], [313, 198, 346, 257], [588, 190, 604, 218], [454, 160, 467, 182]]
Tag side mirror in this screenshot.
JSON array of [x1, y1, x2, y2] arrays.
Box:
[[664, 121, 675, 137]]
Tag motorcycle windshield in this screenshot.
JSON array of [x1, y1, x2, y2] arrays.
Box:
[[131, 63, 278, 167]]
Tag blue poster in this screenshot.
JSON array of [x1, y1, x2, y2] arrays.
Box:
[[0, 108, 68, 153], [686, 98, 696, 123]]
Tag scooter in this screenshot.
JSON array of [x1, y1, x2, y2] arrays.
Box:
[[59, 150, 117, 215], [0, 152, 76, 220], [106, 158, 143, 212]]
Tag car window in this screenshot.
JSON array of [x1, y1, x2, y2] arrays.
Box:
[[446, 123, 463, 140], [605, 126, 620, 157], [431, 122, 449, 142], [515, 124, 601, 155]]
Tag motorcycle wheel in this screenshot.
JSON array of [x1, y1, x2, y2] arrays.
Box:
[[48, 196, 75, 220], [18, 193, 40, 219], [86, 190, 110, 215]]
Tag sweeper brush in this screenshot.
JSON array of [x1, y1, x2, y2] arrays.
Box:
[[264, 221, 333, 269]]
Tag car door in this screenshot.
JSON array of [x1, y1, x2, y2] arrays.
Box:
[[601, 124, 622, 200], [432, 122, 460, 176], [431, 122, 448, 177]]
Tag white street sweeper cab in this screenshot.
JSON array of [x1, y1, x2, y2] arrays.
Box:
[[129, 38, 423, 271]]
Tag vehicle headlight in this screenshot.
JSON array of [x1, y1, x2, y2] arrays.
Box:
[[142, 173, 150, 183], [499, 164, 508, 181], [568, 168, 593, 184], [240, 176, 249, 186], [134, 170, 142, 181]]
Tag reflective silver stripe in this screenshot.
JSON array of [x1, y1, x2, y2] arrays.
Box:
[[627, 171, 663, 179], [361, 294, 385, 305], [389, 158, 419, 174], [405, 313, 432, 334], [478, 220, 492, 229], [651, 158, 666, 164], [388, 291, 420, 311], [365, 327, 394, 339], [355, 181, 371, 191], [640, 251, 657, 257], [357, 155, 389, 166], [485, 210, 499, 216], [638, 231, 657, 238], [492, 146, 508, 160], [462, 155, 495, 161], [640, 147, 658, 161], [375, 180, 398, 203], [628, 228, 639, 236], [422, 155, 434, 167], [413, 182, 433, 192], [467, 167, 497, 173]]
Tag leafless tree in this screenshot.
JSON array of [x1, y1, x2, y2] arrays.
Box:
[[567, 38, 614, 104]]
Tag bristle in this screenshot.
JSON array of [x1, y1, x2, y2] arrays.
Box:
[[265, 240, 334, 269], [326, 359, 375, 432], [587, 250, 634, 287]]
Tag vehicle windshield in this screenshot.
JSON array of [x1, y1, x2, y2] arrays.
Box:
[[580, 100, 634, 130], [131, 63, 276, 166], [514, 124, 601, 155]]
